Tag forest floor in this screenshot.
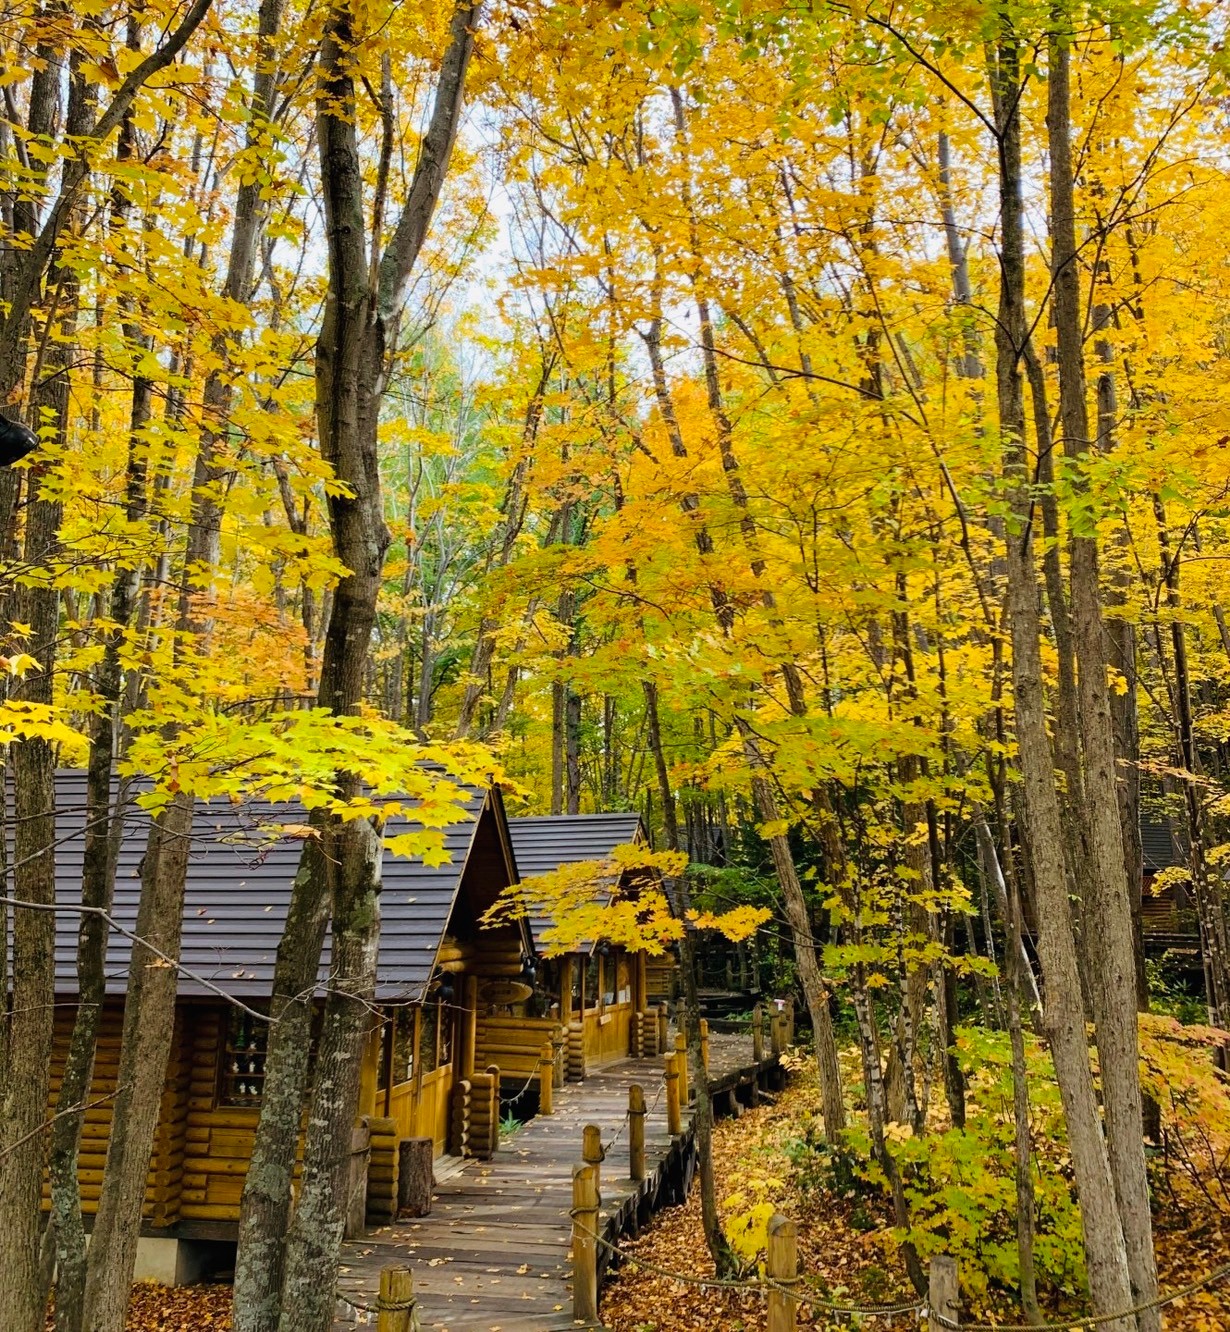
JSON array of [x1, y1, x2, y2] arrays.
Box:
[[70, 1054, 1230, 1332], [600, 1061, 1230, 1332]]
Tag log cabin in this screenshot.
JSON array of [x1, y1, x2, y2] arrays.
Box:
[[34, 770, 531, 1281], [493, 813, 674, 1087]]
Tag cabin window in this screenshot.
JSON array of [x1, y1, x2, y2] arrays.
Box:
[[439, 1001, 453, 1066], [379, 1006, 415, 1090], [585, 954, 600, 1011], [602, 953, 616, 1007], [616, 953, 631, 1005], [569, 958, 583, 1013], [415, 993, 453, 1075], [220, 1007, 269, 1106], [419, 1000, 438, 1075]]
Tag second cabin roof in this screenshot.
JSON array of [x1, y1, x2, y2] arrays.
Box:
[[507, 812, 647, 950]]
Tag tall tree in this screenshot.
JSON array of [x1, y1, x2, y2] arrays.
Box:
[[235, 5, 481, 1329]]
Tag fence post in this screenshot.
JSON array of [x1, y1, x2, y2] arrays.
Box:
[[766, 1214, 798, 1332], [571, 1163, 599, 1325], [629, 1083, 646, 1181], [657, 1002, 669, 1053], [929, 1255, 959, 1328], [539, 1042, 554, 1116], [752, 1003, 764, 1063], [771, 1010, 784, 1057], [699, 1018, 710, 1074], [674, 1031, 689, 1105], [664, 1052, 682, 1135], [376, 1263, 414, 1332], [583, 1122, 604, 1199]]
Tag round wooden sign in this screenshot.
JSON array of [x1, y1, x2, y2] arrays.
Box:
[[480, 979, 534, 1006]]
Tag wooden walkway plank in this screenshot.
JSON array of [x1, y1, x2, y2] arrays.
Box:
[[333, 1031, 779, 1331]]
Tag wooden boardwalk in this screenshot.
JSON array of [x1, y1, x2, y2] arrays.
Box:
[[333, 1031, 780, 1331]]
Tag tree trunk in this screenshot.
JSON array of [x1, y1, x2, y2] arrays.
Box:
[[0, 285, 65, 1332], [1005, 852, 1041, 1324], [48, 290, 145, 1332], [643, 680, 679, 852], [990, 29, 1135, 1327], [82, 6, 281, 1323], [0, 30, 71, 1332], [678, 927, 736, 1275], [1153, 498, 1230, 1028], [239, 6, 479, 1329], [1047, 27, 1158, 1325], [232, 842, 332, 1332], [83, 803, 193, 1332]]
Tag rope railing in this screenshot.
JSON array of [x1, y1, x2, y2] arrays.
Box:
[[573, 1213, 1230, 1329], [572, 1214, 926, 1315], [930, 1261, 1230, 1331], [496, 1053, 546, 1109], [564, 1038, 1230, 1330]]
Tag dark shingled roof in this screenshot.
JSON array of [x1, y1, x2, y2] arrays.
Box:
[[32, 770, 514, 1003], [508, 813, 646, 949]]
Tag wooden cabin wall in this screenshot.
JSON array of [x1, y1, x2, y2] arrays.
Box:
[[378, 1003, 456, 1156], [556, 949, 638, 1073], [415, 1065, 453, 1154], [474, 1013, 560, 1086], [44, 1000, 189, 1225], [182, 1006, 264, 1222], [645, 957, 678, 1004]]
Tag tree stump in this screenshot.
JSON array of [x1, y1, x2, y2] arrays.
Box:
[[397, 1137, 434, 1217], [345, 1121, 371, 1240]]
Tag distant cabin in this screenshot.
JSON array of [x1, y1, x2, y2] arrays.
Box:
[[1140, 810, 1199, 957], [504, 813, 672, 1082], [31, 770, 531, 1278]]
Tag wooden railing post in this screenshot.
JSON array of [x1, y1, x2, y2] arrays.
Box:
[[539, 1042, 554, 1116], [376, 1263, 415, 1332], [552, 1023, 567, 1085], [674, 1031, 689, 1105], [657, 1002, 668, 1053], [752, 1003, 764, 1062], [766, 1214, 798, 1332], [771, 1009, 784, 1057], [929, 1255, 959, 1328], [582, 1122, 604, 1200], [628, 1083, 646, 1181], [664, 1052, 682, 1135], [571, 1163, 599, 1325], [699, 1018, 710, 1074]]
